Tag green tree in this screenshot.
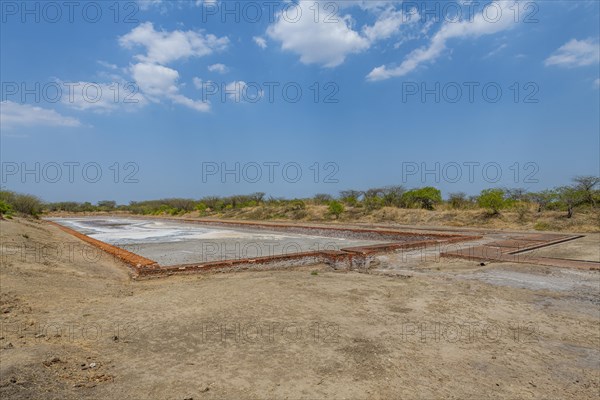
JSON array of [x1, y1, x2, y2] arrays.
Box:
[[573, 176, 600, 207], [97, 200, 116, 210], [556, 186, 585, 218], [527, 190, 557, 213], [477, 189, 507, 215], [402, 187, 442, 210]]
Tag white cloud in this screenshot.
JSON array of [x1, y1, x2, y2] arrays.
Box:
[[58, 81, 146, 113], [137, 0, 163, 11], [367, 1, 522, 81], [253, 36, 267, 49], [265, 2, 422, 68], [130, 63, 210, 112], [192, 77, 204, 89], [594, 78, 600, 89], [195, 0, 218, 5], [362, 7, 415, 42], [97, 60, 118, 70], [225, 81, 263, 102], [267, 2, 370, 68], [1, 101, 81, 130], [485, 43, 508, 58], [169, 93, 211, 112], [131, 63, 179, 97], [119, 22, 229, 65], [207, 63, 229, 74], [544, 38, 600, 68]]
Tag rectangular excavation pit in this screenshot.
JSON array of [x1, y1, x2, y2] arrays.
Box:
[[48, 217, 480, 277]]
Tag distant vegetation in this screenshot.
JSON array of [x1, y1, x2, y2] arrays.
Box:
[[1, 176, 598, 231], [0, 190, 43, 218]]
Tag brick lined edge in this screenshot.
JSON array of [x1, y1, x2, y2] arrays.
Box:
[[46, 220, 160, 274], [46, 218, 480, 279], [441, 234, 600, 270]]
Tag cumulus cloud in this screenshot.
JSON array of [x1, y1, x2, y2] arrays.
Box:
[[362, 7, 414, 42], [207, 63, 229, 74], [267, 2, 370, 67], [130, 63, 210, 112], [544, 38, 600, 68], [266, 1, 421, 68], [119, 22, 229, 65], [367, 1, 522, 81], [1, 101, 81, 130]]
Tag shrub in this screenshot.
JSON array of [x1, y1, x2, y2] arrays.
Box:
[[285, 200, 306, 212], [339, 190, 362, 206], [0, 190, 44, 217], [312, 193, 333, 204], [97, 200, 117, 210], [328, 200, 345, 219], [402, 187, 442, 210], [195, 202, 208, 215], [448, 192, 469, 209], [0, 200, 13, 217], [477, 189, 507, 215]]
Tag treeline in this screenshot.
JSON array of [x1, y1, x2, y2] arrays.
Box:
[[0, 176, 598, 219]]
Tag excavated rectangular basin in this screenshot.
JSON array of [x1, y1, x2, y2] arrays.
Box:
[[50, 217, 393, 266]]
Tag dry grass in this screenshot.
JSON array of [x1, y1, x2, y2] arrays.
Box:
[[179, 204, 600, 233]]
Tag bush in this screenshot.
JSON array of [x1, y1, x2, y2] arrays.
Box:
[[0, 190, 44, 217], [477, 189, 507, 215], [285, 200, 306, 212], [0, 200, 13, 217], [328, 200, 345, 219], [312, 193, 333, 204], [97, 200, 117, 210], [195, 202, 208, 215], [448, 192, 469, 209], [402, 187, 442, 210]]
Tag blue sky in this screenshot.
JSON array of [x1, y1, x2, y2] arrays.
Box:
[[1, 0, 599, 203]]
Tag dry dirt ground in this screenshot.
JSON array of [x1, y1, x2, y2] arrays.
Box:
[[1, 217, 599, 399]]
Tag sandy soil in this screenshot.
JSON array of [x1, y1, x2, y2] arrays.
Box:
[[1, 217, 599, 399]]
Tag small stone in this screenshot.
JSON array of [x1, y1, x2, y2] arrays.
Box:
[[35, 333, 45, 338], [10, 377, 17, 383], [3, 342, 14, 349], [89, 362, 96, 368], [112, 336, 119, 341]]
